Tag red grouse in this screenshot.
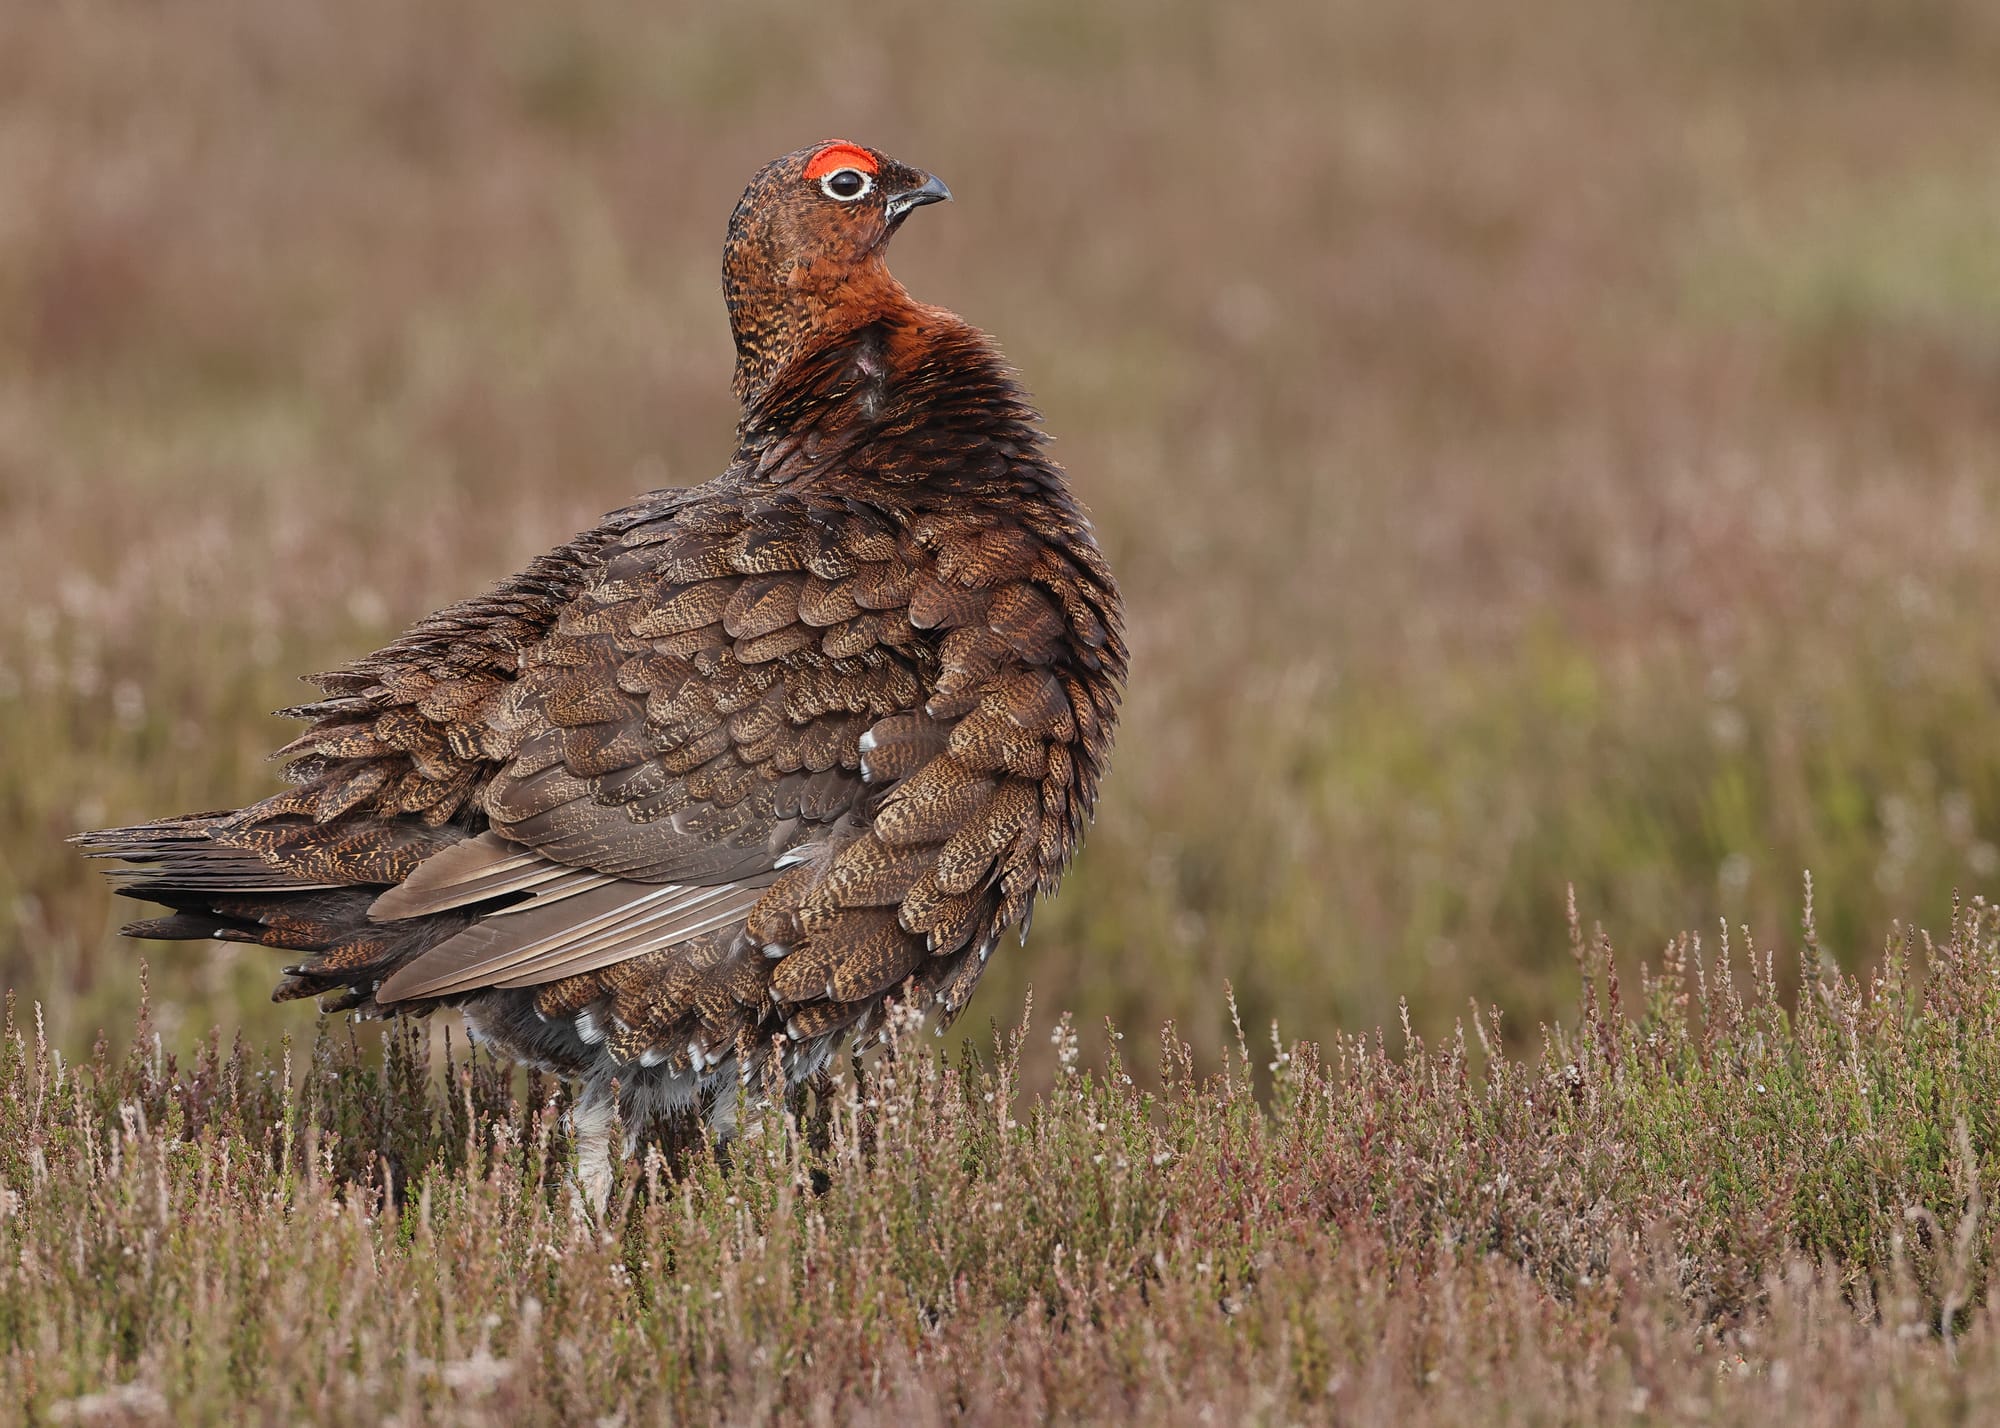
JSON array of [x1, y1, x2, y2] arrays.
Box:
[[79, 142, 1125, 1198]]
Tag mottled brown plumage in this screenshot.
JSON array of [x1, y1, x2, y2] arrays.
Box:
[[77, 141, 1125, 1196]]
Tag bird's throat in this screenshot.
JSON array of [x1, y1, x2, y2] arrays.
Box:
[[728, 254, 918, 410]]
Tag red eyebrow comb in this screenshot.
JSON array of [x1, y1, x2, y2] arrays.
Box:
[[804, 143, 879, 181]]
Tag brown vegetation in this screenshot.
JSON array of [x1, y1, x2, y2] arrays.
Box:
[[5, 0, 2000, 1418], [7, 904, 2000, 1422]]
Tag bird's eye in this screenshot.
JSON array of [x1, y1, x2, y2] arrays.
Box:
[[820, 168, 872, 202]]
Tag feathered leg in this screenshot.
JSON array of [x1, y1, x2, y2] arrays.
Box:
[[568, 1084, 617, 1219]]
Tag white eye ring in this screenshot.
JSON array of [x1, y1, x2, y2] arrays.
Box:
[[820, 168, 873, 202]]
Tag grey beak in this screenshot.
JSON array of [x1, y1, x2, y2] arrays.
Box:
[[884, 174, 952, 223]]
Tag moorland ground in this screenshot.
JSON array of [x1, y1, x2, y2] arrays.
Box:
[[5, 0, 2000, 1420]]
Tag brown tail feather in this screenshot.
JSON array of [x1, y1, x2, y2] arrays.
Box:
[[77, 814, 473, 1011], [74, 814, 347, 894]]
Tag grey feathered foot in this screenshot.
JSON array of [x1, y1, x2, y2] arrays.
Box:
[[568, 1087, 616, 1220]]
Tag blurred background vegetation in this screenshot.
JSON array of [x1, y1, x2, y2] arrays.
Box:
[[5, 0, 2000, 1079]]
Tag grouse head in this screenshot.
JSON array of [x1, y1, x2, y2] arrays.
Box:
[[722, 141, 953, 406]]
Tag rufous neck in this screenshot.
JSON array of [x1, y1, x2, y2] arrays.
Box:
[[727, 251, 917, 409]]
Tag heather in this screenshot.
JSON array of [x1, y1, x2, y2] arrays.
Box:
[[7, 0, 2000, 1419], [6, 902, 2000, 1423]]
